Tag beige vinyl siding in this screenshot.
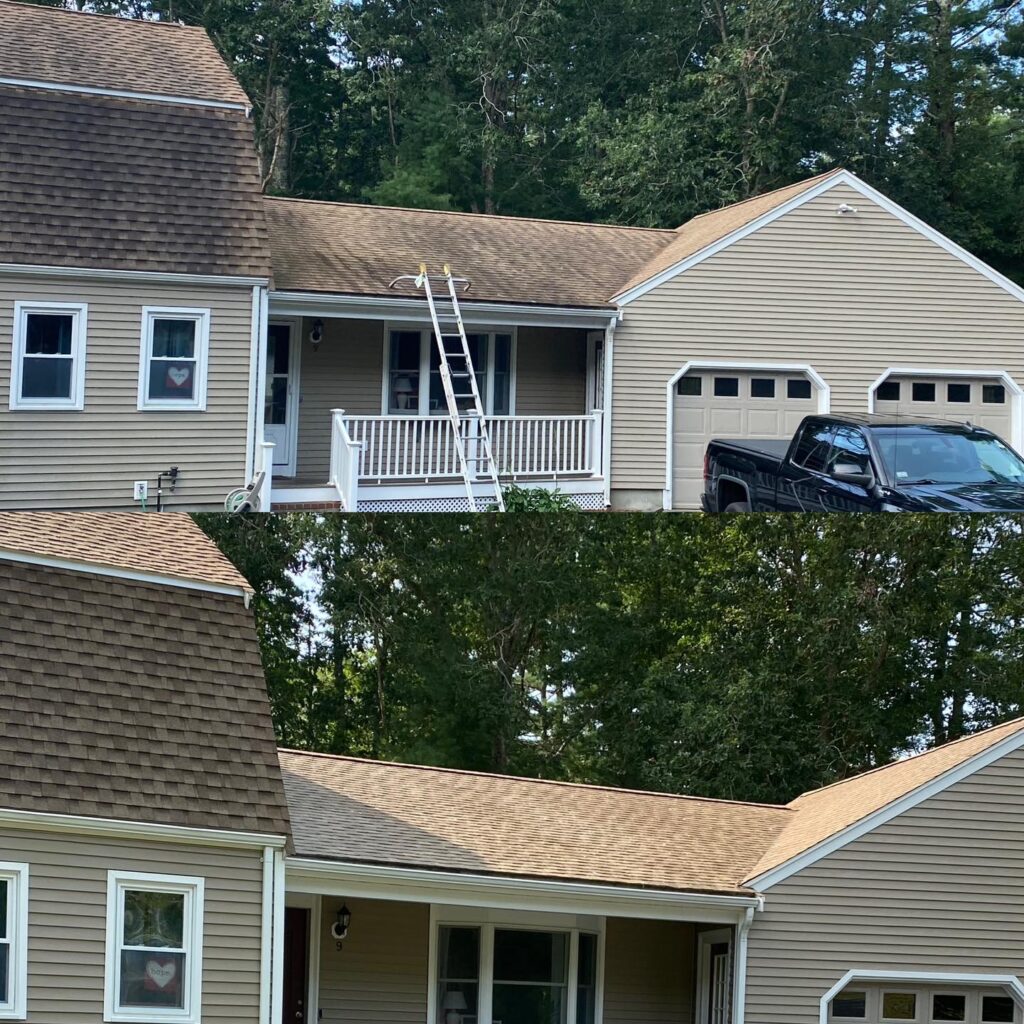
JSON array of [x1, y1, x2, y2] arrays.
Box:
[[515, 327, 588, 415], [603, 918, 695, 1024], [1, 826, 264, 1022], [294, 317, 384, 481], [745, 744, 1024, 1024], [0, 273, 255, 510], [316, 897, 429, 1023], [610, 182, 1024, 501]]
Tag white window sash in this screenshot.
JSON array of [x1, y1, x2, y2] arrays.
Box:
[[104, 871, 204, 1024], [9, 301, 88, 411], [138, 307, 211, 411], [0, 863, 28, 1021]]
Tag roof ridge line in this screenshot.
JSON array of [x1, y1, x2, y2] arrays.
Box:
[[264, 195, 679, 235], [277, 747, 792, 812], [789, 715, 1024, 806]]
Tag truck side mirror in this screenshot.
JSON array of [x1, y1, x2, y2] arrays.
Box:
[[832, 462, 875, 489]]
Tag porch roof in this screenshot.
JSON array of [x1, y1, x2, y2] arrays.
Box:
[[278, 751, 792, 897]]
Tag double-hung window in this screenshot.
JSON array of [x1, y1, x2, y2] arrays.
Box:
[[10, 301, 87, 410], [138, 308, 210, 410], [385, 329, 514, 416], [105, 871, 204, 1024], [0, 864, 28, 1020]]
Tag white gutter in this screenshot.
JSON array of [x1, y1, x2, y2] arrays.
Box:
[[0, 262, 267, 288], [733, 905, 756, 1024], [601, 317, 617, 507], [259, 846, 274, 1024], [271, 849, 286, 1024], [0, 76, 250, 112]]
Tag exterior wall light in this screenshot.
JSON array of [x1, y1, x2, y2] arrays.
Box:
[[332, 903, 352, 949], [310, 319, 325, 350]]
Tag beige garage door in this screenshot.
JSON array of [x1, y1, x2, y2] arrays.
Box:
[[672, 369, 821, 509], [873, 374, 1013, 446]]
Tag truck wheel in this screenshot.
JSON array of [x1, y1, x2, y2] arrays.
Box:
[[724, 501, 751, 513]]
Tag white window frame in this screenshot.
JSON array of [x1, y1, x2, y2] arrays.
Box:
[[138, 307, 211, 411], [9, 301, 88, 411], [0, 863, 28, 1021], [426, 904, 604, 1024], [381, 325, 517, 417], [104, 871, 205, 1024]]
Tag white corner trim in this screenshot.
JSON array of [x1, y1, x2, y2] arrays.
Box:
[[9, 300, 88, 411], [0, 550, 250, 601], [614, 169, 1024, 309], [866, 366, 1024, 453], [0, 75, 249, 112], [747, 723, 1024, 892], [0, 263, 268, 288], [246, 287, 262, 484], [259, 847, 274, 1024], [0, 863, 29, 1021], [662, 360, 830, 510], [103, 870, 205, 1024], [137, 307, 211, 412], [819, 970, 1024, 1023], [0, 803, 285, 851]]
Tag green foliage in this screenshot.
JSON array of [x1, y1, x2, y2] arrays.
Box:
[[198, 514, 1024, 805], [501, 487, 581, 512]]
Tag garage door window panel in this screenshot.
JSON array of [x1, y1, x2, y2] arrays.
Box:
[[713, 377, 739, 398], [983, 384, 1006, 405], [982, 997, 1015, 1023], [933, 995, 968, 1022], [947, 383, 971, 403], [882, 993, 918, 1021], [877, 380, 901, 402], [677, 376, 702, 397], [787, 378, 812, 400], [750, 378, 776, 399], [912, 382, 936, 403]]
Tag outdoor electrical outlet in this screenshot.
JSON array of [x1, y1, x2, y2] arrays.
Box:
[[133, 481, 148, 502]]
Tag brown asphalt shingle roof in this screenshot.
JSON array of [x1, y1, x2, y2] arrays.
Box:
[[0, 512, 250, 592], [0, 85, 270, 277], [279, 751, 792, 896], [0, 0, 250, 107], [264, 197, 673, 308], [0, 561, 290, 836], [746, 715, 1024, 883]]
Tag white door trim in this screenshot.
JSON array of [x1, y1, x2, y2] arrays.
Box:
[[866, 366, 1023, 453], [664, 360, 831, 510], [696, 928, 733, 1024], [267, 317, 302, 477]]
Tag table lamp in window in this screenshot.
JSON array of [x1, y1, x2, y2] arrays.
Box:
[[443, 991, 468, 1024], [395, 376, 413, 410]]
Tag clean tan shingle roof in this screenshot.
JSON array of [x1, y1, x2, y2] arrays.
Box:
[[0, 512, 249, 592], [612, 169, 845, 297], [746, 716, 1024, 882], [264, 197, 673, 308], [279, 751, 792, 895], [0, 0, 250, 107]]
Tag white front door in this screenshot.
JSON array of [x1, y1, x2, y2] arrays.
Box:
[[265, 321, 300, 475]]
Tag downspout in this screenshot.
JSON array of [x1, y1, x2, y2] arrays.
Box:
[[259, 845, 274, 1024], [254, 287, 270, 480], [246, 285, 262, 484], [601, 314, 618, 508], [733, 904, 757, 1024]]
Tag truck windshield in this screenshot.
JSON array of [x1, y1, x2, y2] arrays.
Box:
[[874, 428, 1024, 486]]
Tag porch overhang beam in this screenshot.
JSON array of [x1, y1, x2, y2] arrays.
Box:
[[284, 857, 762, 924], [269, 291, 619, 331]]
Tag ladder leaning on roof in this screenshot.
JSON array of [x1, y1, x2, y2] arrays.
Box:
[[389, 264, 505, 512]]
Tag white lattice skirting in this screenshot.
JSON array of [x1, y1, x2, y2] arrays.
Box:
[[356, 492, 606, 513]]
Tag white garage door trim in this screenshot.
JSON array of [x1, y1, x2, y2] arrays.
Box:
[[819, 971, 1024, 1024], [664, 360, 831, 510], [867, 367, 1023, 452]]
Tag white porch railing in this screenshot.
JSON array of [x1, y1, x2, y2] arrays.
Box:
[[341, 412, 603, 483], [253, 439, 274, 511], [329, 408, 362, 510]]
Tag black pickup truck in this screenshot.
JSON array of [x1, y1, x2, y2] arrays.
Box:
[[702, 414, 1024, 512]]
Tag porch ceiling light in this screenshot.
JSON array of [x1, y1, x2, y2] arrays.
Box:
[[310, 318, 325, 350]]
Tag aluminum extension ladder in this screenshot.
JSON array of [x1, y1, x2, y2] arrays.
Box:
[[390, 264, 505, 511]]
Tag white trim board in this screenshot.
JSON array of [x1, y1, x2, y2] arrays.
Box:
[[0, 549, 250, 600], [662, 360, 830, 511], [613, 169, 1024, 308], [0, 75, 249, 112], [285, 857, 760, 924], [819, 971, 1024, 1023], [0, 262, 267, 288], [0, 862, 29, 1021], [745, 722, 1024, 892]]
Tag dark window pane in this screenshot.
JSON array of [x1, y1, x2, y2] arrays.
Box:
[[947, 382, 971, 403], [983, 384, 1006, 405], [151, 319, 196, 360], [828, 426, 872, 476], [882, 993, 916, 1019], [787, 378, 812, 400], [933, 994, 967, 1021], [430, 334, 485, 414], [439, 981, 478, 1021], [982, 996, 1015, 1023], [391, 331, 421, 371], [119, 950, 185, 1009], [793, 423, 835, 473], [0, 880, 6, 940], [912, 381, 936, 402], [22, 356, 72, 399], [494, 930, 567, 984], [0, 943, 7, 1003], [268, 325, 291, 375], [148, 360, 197, 401], [713, 376, 739, 397], [577, 933, 596, 988], [876, 380, 900, 402], [492, 982, 565, 1024], [751, 378, 776, 398], [123, 890, 184, 948], [831, 990, 866, 1017], [677, 376, 702, 397], [493, 334, 512, 415], [265, 377, 288, 425], [25, 313, 73, 355], [439, 927, 479, 981]]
